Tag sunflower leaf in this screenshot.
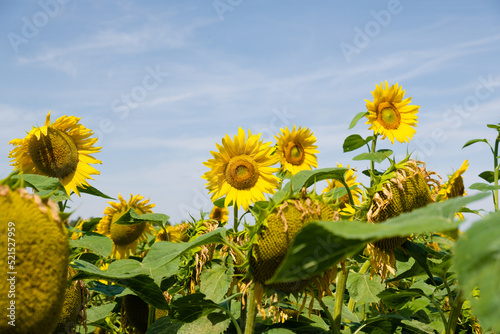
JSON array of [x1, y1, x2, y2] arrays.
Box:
[[11, 174, 70, 201], [343, 134, 371, 152], [469, 182, 500, 191], [478, 170, 499, 183], [348, 111, 369, 129], [280, 167, 348, 194], [486, 123, 500, 130], [267, 193, 486, 283], [69, 232, 113, 257], [462, 138, 490, 149], [114, 207, 170, 225], [77, 184, 115, 200], [347, 272, 385, 304], [353, 150, 393, 163], [454, 210, 500, 331]]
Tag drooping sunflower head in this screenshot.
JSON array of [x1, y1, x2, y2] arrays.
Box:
[[250, 195, 339, 293], [322, 163, 362, 206], [365, 81, 419, 144], [437, 160, 469, 201], [366, 159, 438, 280], [96, 194, 155, 259], [209, 206, 229, 223], [155, 222, 190, 243], [0, 186, 68, 334], [8, 111, 102, 196], [275, 126, 318, 175], [202, 127, 280, 210]]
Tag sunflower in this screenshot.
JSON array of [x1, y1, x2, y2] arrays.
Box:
[[155, 222, 190, 243], [8, 111, 101, 196], [202, 127, 280, 210], [437, 160, 469, 201], [209, 206, 229, 223], [365, 81, 419, 144], [275, 126, 318, 175], [96, 194, 155, 259], [322, 163, 362, 206]]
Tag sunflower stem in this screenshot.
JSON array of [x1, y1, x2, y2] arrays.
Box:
[[244, 283, 257, 334], [370, 134, 378, 187], [493, 132, 499, 211], [333, 260, 348, 333], [147, 304, 156, 328], [445, 290, 464, 334], [233, 205, 239, 231]]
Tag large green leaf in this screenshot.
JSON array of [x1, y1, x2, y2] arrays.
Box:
[[76, 184, 115, 199], [348, 111, 369, 129], [200, 261, 232, 303], [478, 170, 499, 183], [72, 259, 169, 309], [69, 232, 113, 257], [272, 168, 348, 203], [168, 293, 219, 323], [353, 150, 393, 163], [454, 210, 500, 331], [115, 207, 170, 226], [462, 138, 489, 149], [86, 303, 116, 323], [346, 272, 385, 304], [11, 174, 70, 201], [141, 228, 227, 270], [469, 182, 500, 191], [268, 193, 486, 283], [343, 134, 371, 152]]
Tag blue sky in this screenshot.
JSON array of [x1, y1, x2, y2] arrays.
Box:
[[1, 1, 499, 225]]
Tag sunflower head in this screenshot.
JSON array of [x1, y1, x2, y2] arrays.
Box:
[[365, 81, 419, 144], [250, 195, 339, 293], [209, 206, 229, 223], [366, 159, 437, 280], [322, 163, 362, 207], [275, 126, 318, 175], [0, 186, 68, 334], [155, 222, 190, 243], [96, 194, 155, 259], [8, 111, 102, 196], [437, 160, 469, 201], [202, 128, 280, 210]]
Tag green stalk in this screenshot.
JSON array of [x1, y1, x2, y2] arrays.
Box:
[[233, 205, 239, 231], [348, 260, 370, 312], [333, 261, 348, 333], [493, 133, 499, 211], [318, 297, 336, 334], [446, 291, 464, 334], [147, 305, 156, 328], [244, 284, 257, 334], [370, 134, 378, 187]]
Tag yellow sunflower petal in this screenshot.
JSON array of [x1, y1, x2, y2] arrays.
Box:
[[365, 82, 420, 144], [8, 111, 101, 196]]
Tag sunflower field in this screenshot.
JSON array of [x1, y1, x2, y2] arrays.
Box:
[[1, 82, 500, 334]]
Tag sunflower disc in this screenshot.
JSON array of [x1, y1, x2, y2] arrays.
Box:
[[0, 186, 68, 334], [251, 198, 336, 293]]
